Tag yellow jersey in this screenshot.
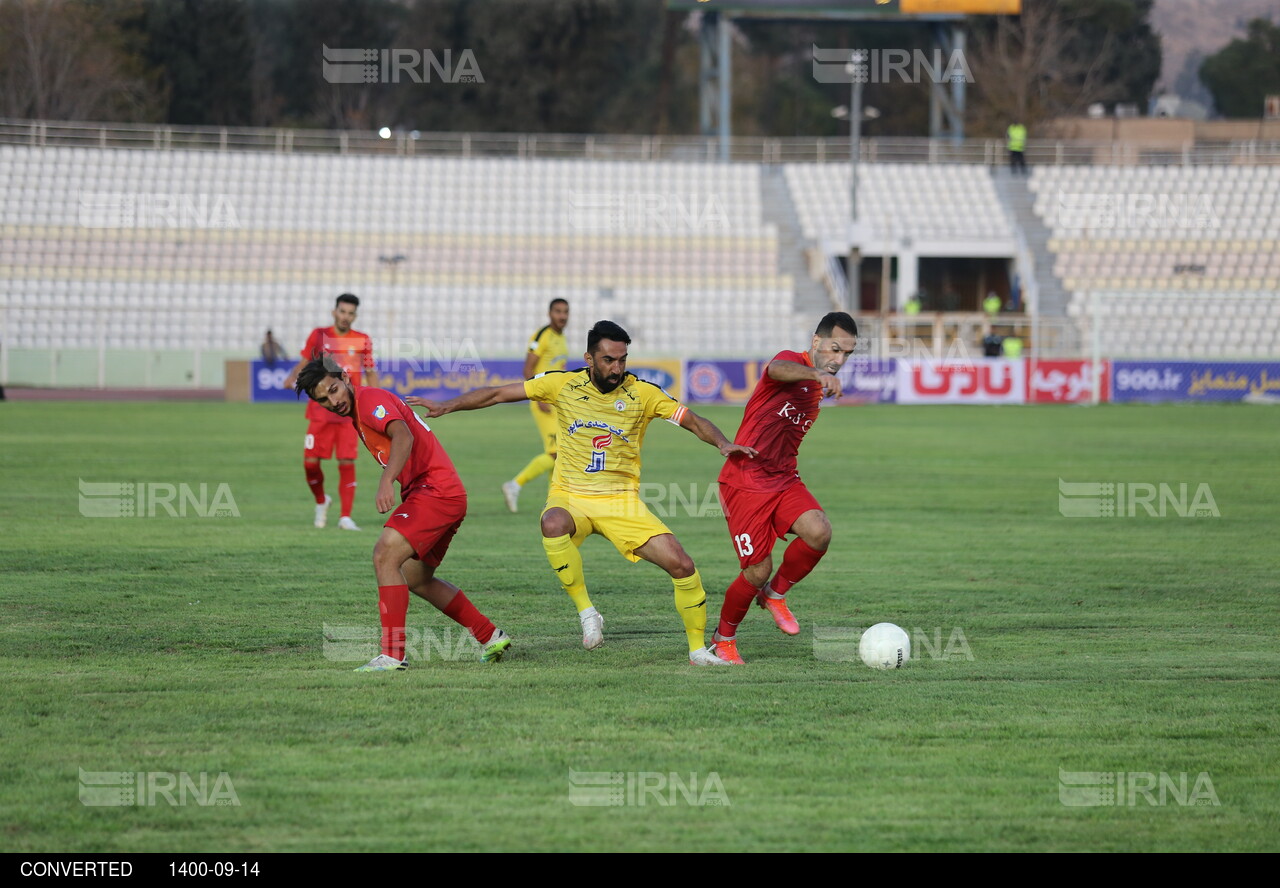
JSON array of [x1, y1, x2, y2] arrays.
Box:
[[524, 370, 689, 495], [528, 325, 569, 377]]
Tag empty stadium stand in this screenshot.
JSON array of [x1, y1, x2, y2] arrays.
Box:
[[2, 127, 1278, 387], [1027, 164, 1280, 358], [0, 146, 800, 365]]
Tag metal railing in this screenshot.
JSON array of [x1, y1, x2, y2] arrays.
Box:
[[4, 118, 1280, 166]]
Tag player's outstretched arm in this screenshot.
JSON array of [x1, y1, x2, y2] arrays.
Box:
[[679, 409, 758, 459], [376, 420, 413, 513], [405, 381, 529, 418], [767, 359, 842, 399]]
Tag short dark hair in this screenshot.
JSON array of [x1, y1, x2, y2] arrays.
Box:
[[549, 298, 569, 311], [336, 293, 359, 308], [815, 311, 858, 339], [294, 355, 343, 400], [586, 320, 631, 355]]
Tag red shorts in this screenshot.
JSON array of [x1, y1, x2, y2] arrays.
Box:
[[304, 421, 359, 461], [718, 481, 822, 569], [384, 490, 467, 567]]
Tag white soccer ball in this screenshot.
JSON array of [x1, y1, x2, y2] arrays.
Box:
[[859, 622, 910, 670]]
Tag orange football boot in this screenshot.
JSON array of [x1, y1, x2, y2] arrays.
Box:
[[757, 588, 800, 635], [711, 636, 746, 665]]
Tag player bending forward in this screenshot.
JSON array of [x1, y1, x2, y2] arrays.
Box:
[[711, 312, 858, 665], [295, 356, 511, 671], [409, 320, 757, 666]]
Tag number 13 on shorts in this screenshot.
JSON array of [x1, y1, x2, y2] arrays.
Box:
[[734, 533, 754, 558]]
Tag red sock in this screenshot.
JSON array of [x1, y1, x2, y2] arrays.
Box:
[[772, 538, 826, 596], [338, 463, 357, 517], [717, 574, 760, 639], [442, 590, 495, 644], [378, 584, 409, 661], [305, 462, 325, 504]]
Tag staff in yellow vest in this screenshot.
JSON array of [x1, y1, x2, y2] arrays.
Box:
[[1007, 122, 1027, 175]]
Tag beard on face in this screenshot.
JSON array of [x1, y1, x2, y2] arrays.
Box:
[[591, 367, 623, 394]]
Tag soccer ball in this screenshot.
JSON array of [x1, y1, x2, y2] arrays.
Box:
[[859, 622, 910, 670]]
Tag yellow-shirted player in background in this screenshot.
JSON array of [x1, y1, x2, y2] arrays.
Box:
[[503, 298, 569, 513], [410, 320, 757, 666]]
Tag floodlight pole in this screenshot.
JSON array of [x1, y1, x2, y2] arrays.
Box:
[[699, 12, 732, 162], [848, 50, 866, 315], [719, 15, 731, 162]]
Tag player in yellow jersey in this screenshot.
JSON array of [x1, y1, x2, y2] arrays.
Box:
[[409, 320, 757, 666], [502, 298, 570, 513]]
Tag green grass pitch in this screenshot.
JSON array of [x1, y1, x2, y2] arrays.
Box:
[[1, 400, 1277, 851]]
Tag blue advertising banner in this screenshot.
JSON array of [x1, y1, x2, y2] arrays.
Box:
[[837, 358, 896, 403], [684, 359, 768, 405], [251, 358, 685, 403], [250, 361, 298, 402], [1111, 361, 1280, 403], [251, 359, 528, 403]]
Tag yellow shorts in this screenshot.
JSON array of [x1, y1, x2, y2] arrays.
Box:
[[542, 485, 673, 563], [530, 402, 559, 455]]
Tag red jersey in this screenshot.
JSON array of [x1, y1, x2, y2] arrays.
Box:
[[351, 387, 466, 499], [301, 326, 375, 425], [718, 350, 823, 492]]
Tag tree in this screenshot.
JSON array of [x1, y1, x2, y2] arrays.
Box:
[[1063, 0, 1161, 110], [140, 0, 255, 126], [964, 0, 1161, 135], [1200, 18, 1280, 118], [0, 0, 161, 121], [393, 0, 667, 135]]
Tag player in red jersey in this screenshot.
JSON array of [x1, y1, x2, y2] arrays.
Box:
[[710, 312, 858, 665], [294, 356, 511, 671], [283, 294, 377, 531]]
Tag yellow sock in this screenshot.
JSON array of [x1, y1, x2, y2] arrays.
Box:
[[515, 453, 555, 487], [542, 533, 592, 612], [672, 570, 708, 653]]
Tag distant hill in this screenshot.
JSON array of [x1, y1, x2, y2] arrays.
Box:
[[1151, 0, 1280, 112]]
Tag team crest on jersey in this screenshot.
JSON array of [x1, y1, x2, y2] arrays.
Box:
[[373, 405, 387, 419], [614, 399, 626, 412]]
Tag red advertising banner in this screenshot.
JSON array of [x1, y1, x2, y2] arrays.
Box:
[[1026, 360, 1109, 404], [897, 359, 1026, 404]]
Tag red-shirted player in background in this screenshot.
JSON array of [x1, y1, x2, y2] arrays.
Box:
[[294, 355, 511, 671], [284, 294, 377, 531], [711, 312, 858, 665]]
